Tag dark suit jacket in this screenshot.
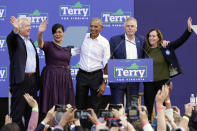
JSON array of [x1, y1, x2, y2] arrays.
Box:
[[158, 29, 192, 77], [6, 31, 40, 87], [109, 34, 145, 89], [109, 34, 145, 59]]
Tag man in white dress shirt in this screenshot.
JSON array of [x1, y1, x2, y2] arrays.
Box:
[[109, 17, 145, 107], [6, 16, 40, 130], [75, 17, 110, 113]]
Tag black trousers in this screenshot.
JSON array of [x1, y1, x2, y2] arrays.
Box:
[[143, 79, 168, 120], [75, 69, 103, 113], [10, 76, 38, 131], [75, 69, 104, 129]]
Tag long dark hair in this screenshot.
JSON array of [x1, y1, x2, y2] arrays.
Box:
[[144, 28, 163, 53]]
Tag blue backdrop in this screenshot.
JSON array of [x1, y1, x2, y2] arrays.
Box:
[[0, 0, 134, 97], [0, 0, 197, 114]]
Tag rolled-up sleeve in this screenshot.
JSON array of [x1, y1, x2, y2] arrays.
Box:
[[102, 40, 110, 67]]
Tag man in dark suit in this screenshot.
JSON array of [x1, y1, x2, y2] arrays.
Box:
[[6, 16, 40, 130], [109, 17, 145, 107]]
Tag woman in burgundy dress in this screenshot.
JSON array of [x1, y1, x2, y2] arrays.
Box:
[[37, 20, 75, 113]]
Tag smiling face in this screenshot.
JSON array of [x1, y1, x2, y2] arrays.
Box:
[[53, 28, 64, 45], [19, 20, 31, 38], [148, 30, 160, 48], [124, 19, 137, 38], [90, 20, 103, 39], [146, 29, 163, 48]]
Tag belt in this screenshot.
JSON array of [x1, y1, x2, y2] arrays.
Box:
[[47, 65, 70, 69], [24, 72, 36, 77], [79, 68, 102, 75]]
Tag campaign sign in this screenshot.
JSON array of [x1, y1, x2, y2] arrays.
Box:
[[108, 59, 153, 83]]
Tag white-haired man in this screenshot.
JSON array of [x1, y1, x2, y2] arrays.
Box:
[[6, 16, 40, 130], [109, 17, 145, 107]]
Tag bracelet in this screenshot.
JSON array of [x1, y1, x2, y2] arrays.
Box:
[[184, 114, 190, 118], [142, 121, 148, 127], [96, 121, 101, 125], [103, 74, 108, 79], [156, 106, 163, 110], [69, 124, 75, 130], [41, 121, 48, 127], [183, 116, 189, 121], [32, 107, 39, 112]]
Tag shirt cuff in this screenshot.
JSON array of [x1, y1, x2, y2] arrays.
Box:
[[71, 47, 80, 56], [103, 74, 108, 78], [54, 125, 64, 131]]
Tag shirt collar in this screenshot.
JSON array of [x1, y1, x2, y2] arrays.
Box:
[[19, 34, 30, 41], [125, 34, 135, 43], [87, 33, 102, 41]]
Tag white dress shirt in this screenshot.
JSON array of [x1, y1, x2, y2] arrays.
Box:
[[71, 47, 81, 56], [125, 34, 138, 59], [19, 35, 36, 73], [78, 33, 110, 72]]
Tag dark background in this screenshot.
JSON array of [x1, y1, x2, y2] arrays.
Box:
[[0, 0, 197, 127]]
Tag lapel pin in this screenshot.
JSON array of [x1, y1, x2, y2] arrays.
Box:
[[165, 50, 170, 55]]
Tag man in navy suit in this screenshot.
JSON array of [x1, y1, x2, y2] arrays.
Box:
[[6, 16, 40, 130], [109, 17, 145, 106]]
